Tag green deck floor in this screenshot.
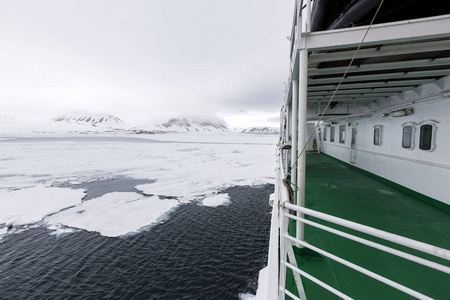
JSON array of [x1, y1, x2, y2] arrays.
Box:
[[286, 153, 450, 300]]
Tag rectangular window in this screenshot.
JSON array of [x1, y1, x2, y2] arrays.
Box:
[[402, 126, 413, 149], [324, 127, 327, 141], [374, 127, 381, 145], [339, 125, 345, 143], [419, 124, 433, 150], [351, 128, 356, 147], [330, 127, 335, 142]]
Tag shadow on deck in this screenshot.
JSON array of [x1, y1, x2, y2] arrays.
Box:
[[286, 153, 450, 300]]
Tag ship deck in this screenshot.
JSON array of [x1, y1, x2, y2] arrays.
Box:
[[286, 153, 450, 299]]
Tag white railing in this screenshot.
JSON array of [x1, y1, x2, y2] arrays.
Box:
[[277, 163, 450, 299]]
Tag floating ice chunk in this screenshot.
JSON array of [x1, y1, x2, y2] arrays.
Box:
[[202, 193, 230, 207], [0, 227, 7, 242], [238, 293, 256, 300], [0, 187, 85, 226], [47, 224, 79, 237], [46, 192, 178, 237], [136, 180, 214, 200]]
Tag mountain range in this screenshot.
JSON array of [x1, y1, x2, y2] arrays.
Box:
[[1, 113, 279, 135], [0, 115, 14, 121], [240, 127, 279, 134], [53, 115, 124, 126], [156, 118, 229, 133]]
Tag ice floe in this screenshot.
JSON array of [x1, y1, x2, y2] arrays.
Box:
[[0, 227, 8, 242], [47, 224, 80, 237], [46, 192, 179, 237], [0, 187, 85, 226], [202, 193, 230, 207], [239, 293, 256, 300], [0, 133, 276, 237]]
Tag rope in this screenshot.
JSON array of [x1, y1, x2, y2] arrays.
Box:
[[287, 0, 385, 179]]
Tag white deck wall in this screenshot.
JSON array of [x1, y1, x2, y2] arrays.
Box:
[[320, 98, 450, 204]]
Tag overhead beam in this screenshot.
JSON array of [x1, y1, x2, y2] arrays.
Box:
[[308, 40, 450, 63], [310, 92, 393, 98], [308, 69, 450, 85], [308, 79, 434, 91], [308, 87, 408, 96], [310, 100, 380, 106], [305, 14, 450, 51], [308, 94, 391, 100], [308, 57, 450, 76]]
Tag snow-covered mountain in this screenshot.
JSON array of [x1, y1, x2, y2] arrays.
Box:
[[0, 115, 14, 121], [240, 127, 279, 135], [2, 113, 278, 137], [156, 118, 229, 133], [53, 114, 124, 127]]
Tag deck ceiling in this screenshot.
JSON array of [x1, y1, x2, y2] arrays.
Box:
[[301, 15, 450, 116]]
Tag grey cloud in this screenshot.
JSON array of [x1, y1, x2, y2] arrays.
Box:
[[0, 0, 294, 127]]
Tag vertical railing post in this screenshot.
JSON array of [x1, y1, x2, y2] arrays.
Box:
[[278, 186, 287, 300], [285, 105, 291, 173], [296, 0, 311, 245], [278, 152, 294, 299], [291, 79, 299, 192]]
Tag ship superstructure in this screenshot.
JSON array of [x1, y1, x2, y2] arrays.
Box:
[[257, 1, 450, 299]]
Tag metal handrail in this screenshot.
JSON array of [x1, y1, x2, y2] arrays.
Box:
[[278, 197, 450, 299], [285, 211, 450, 274], [284, 203, 450, 262], [284, 233, 433, 300], [282, 260, 353, 300], [276, 146, 450, 299]]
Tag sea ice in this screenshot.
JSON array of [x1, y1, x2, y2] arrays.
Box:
[[0, 187, 85, 226], [0, 132, 276, 237], [135, 141, 275, 201], [202, 193, 230, 207], [0, 227, 7, 241], [47, 224, 79, 237], [46, 192, 179, 237], [239, 293, 256, 300]]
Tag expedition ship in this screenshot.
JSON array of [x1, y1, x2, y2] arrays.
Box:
[[256, 0, 450, 299]]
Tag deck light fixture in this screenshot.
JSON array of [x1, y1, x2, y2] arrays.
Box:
[[387, 108, 413, 118]]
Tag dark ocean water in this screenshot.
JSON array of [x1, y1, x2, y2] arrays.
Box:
[[0, 185, 273, 300]]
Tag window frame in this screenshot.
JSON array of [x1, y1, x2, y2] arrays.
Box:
[[339, 125, 346, 144], [330, 126, 335, 142], [418, 121, 438, 152], [373, 125, 383, 146], [401, 122, 416, 150]]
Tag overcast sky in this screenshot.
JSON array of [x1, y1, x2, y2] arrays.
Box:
[[0, 0, 294, 127]]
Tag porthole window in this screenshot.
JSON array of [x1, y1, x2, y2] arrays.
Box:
[[330, 126, 335, 142], [419, 125, 432, 150], [402, 124, 415, 149], [418, 122, 437, 151], [339, 125, 346, 144], [373, 125, 382, 146]]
